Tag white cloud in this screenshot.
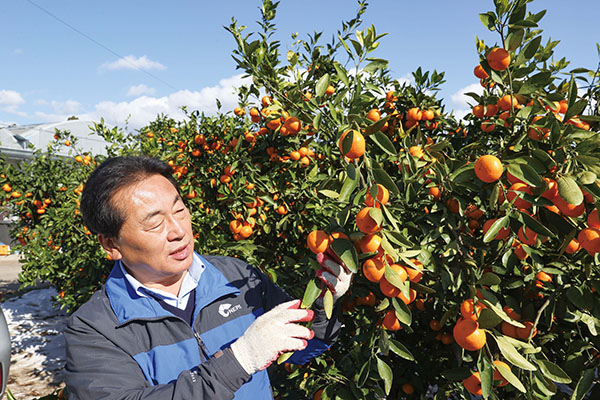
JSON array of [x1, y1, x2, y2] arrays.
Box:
[[0, 89, 26, 114], [450, 83, 483, 110], [35, 99, 81, 115], [81, 74, 250, 130], [99, 55, 167, 72], [127, 84, 156, 97]]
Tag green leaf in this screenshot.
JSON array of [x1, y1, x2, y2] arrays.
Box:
[[483, 216, 509, 243], [577, 171, 597, 185], [497, 363, 527, 393], [480, 299, 524, 327], [376, 357, 393, 395], [557, 176, 583, 205], [495, 335, 537, 370], [315, 73, 330, 97], [506, 29, 524, 51], [330, 238, 359, 273], [373, 168, 400, 195], [534, 358, 572, 384], [369, 131, 396, 156], [333, 62, 350, 87], [479, 353, 493, 399], [567, 75, 578, 110], [441, 367, 473, 381], [519, 71, 552, 95], [364, 115, 389, 136], [301, 278, 322, 309], [477, 308, 503, 329], [338, 165, 358, 203], [506, 163, 544, 188], [277, 351, 293, 364], [565, 99, 589, 123], [389, 339, 415, 361], [392, 297, 412, 326], [319, 189, 339, 199], [522, 36, 542, 60], [323, 288, 333, 319], [479, 12, 497, 31], [478, 272, 501, 286], [520, 212, 556, 238], [363, 59, 388, 73], [385, 265, 409, 292], [571, 369, 595, 400]]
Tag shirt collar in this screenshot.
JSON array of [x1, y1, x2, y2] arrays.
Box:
[[118, 252, 204, 301]]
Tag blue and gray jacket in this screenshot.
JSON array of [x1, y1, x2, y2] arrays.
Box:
[[64, 254, 341, 399]]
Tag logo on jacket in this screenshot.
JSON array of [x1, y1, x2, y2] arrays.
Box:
[[218, 303, 242, 318]]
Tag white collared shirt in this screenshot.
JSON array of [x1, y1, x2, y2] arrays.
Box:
[[118, 252, 204, 310]]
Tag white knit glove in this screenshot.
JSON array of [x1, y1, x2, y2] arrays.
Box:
[[316, 252, 353, 302], [230, 300, 314, 375]]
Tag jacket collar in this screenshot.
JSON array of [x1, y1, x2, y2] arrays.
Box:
[[105, 252, 240, 325]]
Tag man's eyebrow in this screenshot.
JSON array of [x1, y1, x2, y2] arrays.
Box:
[[141, 195, 180, 224]]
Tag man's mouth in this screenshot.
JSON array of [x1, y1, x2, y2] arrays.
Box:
[[170, 243, 190, 260]]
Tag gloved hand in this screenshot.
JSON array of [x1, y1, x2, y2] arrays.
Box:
[[230, 300, 314, 375], [316, 251, 353, 302]]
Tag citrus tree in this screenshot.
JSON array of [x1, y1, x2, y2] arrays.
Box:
[[2, 0, 600, 399]]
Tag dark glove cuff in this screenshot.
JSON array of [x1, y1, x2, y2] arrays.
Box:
[[311, 298, 343, 344]]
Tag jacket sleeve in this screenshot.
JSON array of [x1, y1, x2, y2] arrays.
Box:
[[253, 267, 343, 365], [65, 315, 250, 400]]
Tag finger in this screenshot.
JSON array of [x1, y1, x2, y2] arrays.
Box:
[[270, 299, 302, 316], [281, 308, 314, 324], [316, 270, 338, 292], [283, 323, 315, 341], [280, 336, 309, 353], [318, 251, 349, 274]]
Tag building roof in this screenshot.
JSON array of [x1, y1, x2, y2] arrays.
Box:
[[0, 119, 110, 161]]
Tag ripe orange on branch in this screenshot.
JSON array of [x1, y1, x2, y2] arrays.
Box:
[[356, 207, 382, 234], [453, 318, 486, 351], [338, 130, 365, 160], [487, 47, 510, 71], [364, 184, 389, 208], [307, 230, 330, 254], [474, 155, 503, 183]]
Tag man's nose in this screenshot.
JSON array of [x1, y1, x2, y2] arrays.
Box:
[[166, 215, 186, 241]]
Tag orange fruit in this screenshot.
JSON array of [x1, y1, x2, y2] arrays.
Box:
[[398, 288, 417, 305], [365, 184, 390, 208], [474, 155, 503, 183], [516, 321, 537, 340], [408, 146, 424, 159], [474, 64, 489, 79], [501, 322, 518, 338], [428, 186, 442, 201], [528, 115, 549, 140], [261, 96, 272, 107], [554, 195, 585, 217], [507, 183, 532, 209], [307, 230, 330, 254], [429, 319, 441, 331], [421, 109, 435, 121], [487, 47, 510, 71], [517, 226, 537, 246], [233, 107, 245, 116], [355, 291, 376, 307], [356, 207, 382, 234], [460, 299, 486, 321], [382, 310, 402, 331], [325, 85, 335, 96], [239, 225, 253, 239], [578, 228, 600, 253], [514, 242, 529, 260], [358, 234, 382, 253], [565, 238, 580, 254], [363, 257, 386, 282], [379, 277, 401, 297], [463, 372, 483, 395], [535, 271, 552, 284], [338, 130, 365, 160], [283, 116, 302, 134], [401, 383, 414, 395], [493, 360, 510, 387], [453, 318, 486, 351], [447, 198, 460, 213], [405, 259, 423, 283], [229, 220, 243, 234], [406, 107, 422, 121], [480, 120, 496, 133], [484, 104, 498, 117], [497, 95, 518, 111], [542, 178, 559, 200], [366, 109, 381, 122]]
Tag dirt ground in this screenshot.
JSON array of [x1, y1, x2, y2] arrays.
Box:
[[1, 255, 66, 399]]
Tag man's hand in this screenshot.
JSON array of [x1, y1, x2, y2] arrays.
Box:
[[316, 251, 353, 302], [230, 300, 314, 375]]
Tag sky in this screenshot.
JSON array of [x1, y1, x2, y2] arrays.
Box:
[[1, 0, 599, 131]]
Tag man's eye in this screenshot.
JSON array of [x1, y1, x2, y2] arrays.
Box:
[[175, 208, 185, 214], [150, 221, 163, 230]]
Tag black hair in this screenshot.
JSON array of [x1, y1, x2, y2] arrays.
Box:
[[81, 156, 178, 237]]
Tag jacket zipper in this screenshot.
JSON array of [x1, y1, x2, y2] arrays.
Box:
[[194, 330, 210, 362]]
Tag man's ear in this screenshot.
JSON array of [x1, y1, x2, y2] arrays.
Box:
[[98, 234, 123, 261]]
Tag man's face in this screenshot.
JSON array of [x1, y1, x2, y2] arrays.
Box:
[[100, 174, 194, 288]]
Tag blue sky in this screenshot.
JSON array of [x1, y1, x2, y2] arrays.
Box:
[[1, 0, 598, 130]]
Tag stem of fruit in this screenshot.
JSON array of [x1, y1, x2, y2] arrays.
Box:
[[528, 296, 551, 342]]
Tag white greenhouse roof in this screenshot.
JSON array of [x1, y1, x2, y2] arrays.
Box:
[[0, 120, 110, 161]]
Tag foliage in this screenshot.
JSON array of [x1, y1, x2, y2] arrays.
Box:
[[2, 0, 600, 398]]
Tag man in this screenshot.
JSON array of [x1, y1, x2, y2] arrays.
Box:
[[64, 156, 351, 399]]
